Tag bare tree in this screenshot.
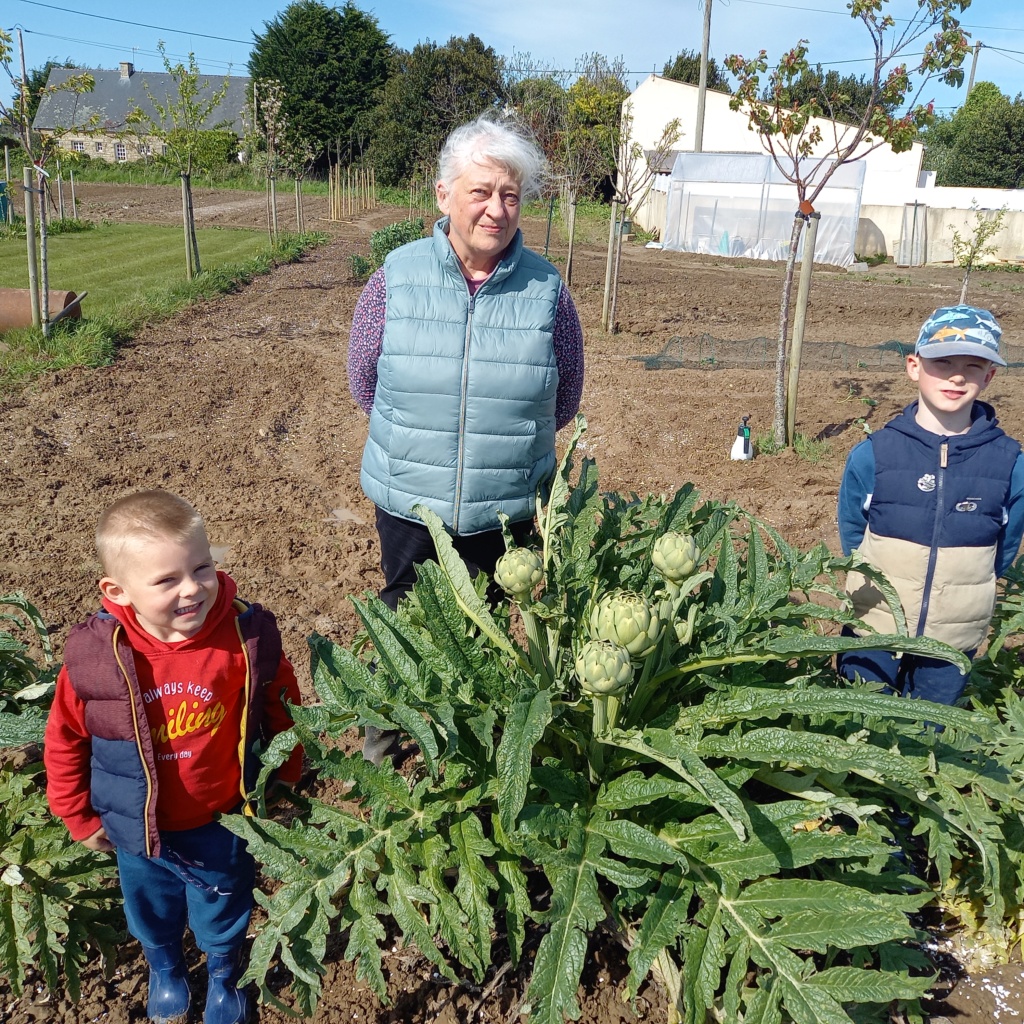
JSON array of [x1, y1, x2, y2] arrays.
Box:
[[603, 104, 680, 332]]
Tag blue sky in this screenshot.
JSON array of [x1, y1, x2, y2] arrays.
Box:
[[7, 0, 1024, 116]]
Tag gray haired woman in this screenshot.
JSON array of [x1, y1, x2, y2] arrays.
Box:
[[348, 114, 585, 764]]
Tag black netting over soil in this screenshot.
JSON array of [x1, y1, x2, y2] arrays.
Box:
[[636, 334, 1024, 372]]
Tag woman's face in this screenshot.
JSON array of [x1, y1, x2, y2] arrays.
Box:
[[436, 157, 521, 276]]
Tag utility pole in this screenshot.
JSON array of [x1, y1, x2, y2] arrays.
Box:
[[966, 41, 982, 96], [694, 0, 713, 153]]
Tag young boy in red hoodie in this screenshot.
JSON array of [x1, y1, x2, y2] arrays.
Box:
[[44, 490, 303, 1024]]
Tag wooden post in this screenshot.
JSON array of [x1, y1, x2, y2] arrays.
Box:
[[601, 199, 618, 331], [70, 167, 78, 218]]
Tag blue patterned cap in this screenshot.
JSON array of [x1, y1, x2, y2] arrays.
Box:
[[914, 304, 1005, 367]]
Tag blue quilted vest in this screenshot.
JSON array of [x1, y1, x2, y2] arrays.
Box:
[[360, 217, 561, 536]]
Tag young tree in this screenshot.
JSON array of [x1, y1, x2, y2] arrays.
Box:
[[558, 55, 630, 285], [20, 58, 76, 126], [726, 0, 971, 446], [0, 31, 96, 330], [126, 42, 230, 280], [249, 79, 287, 243], [603, 104, 680, 332], [950, 201, 1008, 303], [248, 0, 390, 171]]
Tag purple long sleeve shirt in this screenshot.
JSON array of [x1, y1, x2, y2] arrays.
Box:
[[347, 267, 585, 430]]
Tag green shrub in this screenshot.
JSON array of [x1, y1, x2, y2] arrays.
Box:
[[368, 218, 424, 270], [348, 253, 373, 281], [45, 217, 94, 235], [225, 417, 1024, 1023]]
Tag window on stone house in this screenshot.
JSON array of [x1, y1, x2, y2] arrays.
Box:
[[114, 143, 127, 162], [95, 141, 103, 152], [70, 141, 85, 153]]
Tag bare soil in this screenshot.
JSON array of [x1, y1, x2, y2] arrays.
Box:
[[3, 181, 1024, 1023]]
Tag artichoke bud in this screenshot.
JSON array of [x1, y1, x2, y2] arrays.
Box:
[[589, 590, 665, 660], [575, 640, 633, 695], [493, 547, 544, 600], [652, 531, 699, 582]]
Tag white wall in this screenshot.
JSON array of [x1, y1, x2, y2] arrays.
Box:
[[625, 75, 924, 202], [628, 75, 1024, 264], [859, 199, 1024, 263]]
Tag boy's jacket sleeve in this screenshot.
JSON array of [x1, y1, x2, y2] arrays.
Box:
[[997, 451, 1024, 578], [838, 439, 875, 556], [43, 666, 103, 841]]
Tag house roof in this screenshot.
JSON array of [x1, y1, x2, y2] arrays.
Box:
[[645, 149, 683, 174], [32, 64, 251, 135]]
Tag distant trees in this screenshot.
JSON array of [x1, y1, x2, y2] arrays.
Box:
[[248, 0, 390, 167], [368, 34, 503, 185], [922, 82, 1024, 190], [764, 63, 900, 126], [663, 49, 729, 91]]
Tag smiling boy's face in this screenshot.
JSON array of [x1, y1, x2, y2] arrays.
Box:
[[99, 527, 219, 642], [906, 352, 997, 434]]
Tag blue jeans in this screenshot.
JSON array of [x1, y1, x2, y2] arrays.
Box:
[[836, 633, 975, 707], [116, 818, 255, 956]]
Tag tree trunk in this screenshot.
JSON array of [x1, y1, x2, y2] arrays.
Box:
[[566, 193, 578, 287], [22, 166, 40, 328], [786, 212, 820, 446], [270, 177, 279, 242], [38, 175, 50, 335], [181, 174, 194, 280], [959, 270, 969, 304], [773, 213, 805, 447]]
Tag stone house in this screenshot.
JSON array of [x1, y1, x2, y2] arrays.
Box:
[[32, 62, 251, 163]]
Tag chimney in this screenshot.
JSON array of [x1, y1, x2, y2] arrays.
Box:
[[119, 62, 134, 79]]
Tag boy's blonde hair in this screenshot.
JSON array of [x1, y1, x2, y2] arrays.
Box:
[[96, 490, 206, 576]]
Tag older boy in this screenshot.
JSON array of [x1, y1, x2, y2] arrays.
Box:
[[44, 490, 302, 1024], [837, 304, 1024, 705]]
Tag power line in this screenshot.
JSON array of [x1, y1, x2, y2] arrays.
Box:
[[19, 28, 237, 72], [10, 0, 252, 46]]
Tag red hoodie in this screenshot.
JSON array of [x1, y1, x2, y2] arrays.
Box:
[[46, 573, 302, 838]]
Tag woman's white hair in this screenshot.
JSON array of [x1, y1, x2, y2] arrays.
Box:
[[437, 114, 548, 198]]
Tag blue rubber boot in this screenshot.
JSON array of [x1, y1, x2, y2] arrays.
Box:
[[142, 945, 191, 1024], [204, 949, 249, 1024]]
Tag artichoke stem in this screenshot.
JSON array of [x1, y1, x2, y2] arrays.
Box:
[[520, 605, 551, 684]]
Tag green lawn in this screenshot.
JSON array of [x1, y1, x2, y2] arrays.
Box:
[[0, 223, 267, 320]]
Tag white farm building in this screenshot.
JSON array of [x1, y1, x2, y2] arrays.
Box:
[[624, 74, 1024, 267]]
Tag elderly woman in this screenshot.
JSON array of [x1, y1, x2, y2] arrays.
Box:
[[348, 115, 584, 762]]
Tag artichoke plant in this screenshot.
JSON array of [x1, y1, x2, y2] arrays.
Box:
[[493, 547, 544, 601], [589, 590, 665, 660], [574, 639, 633, 696], [652, 530, 699, 583]]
